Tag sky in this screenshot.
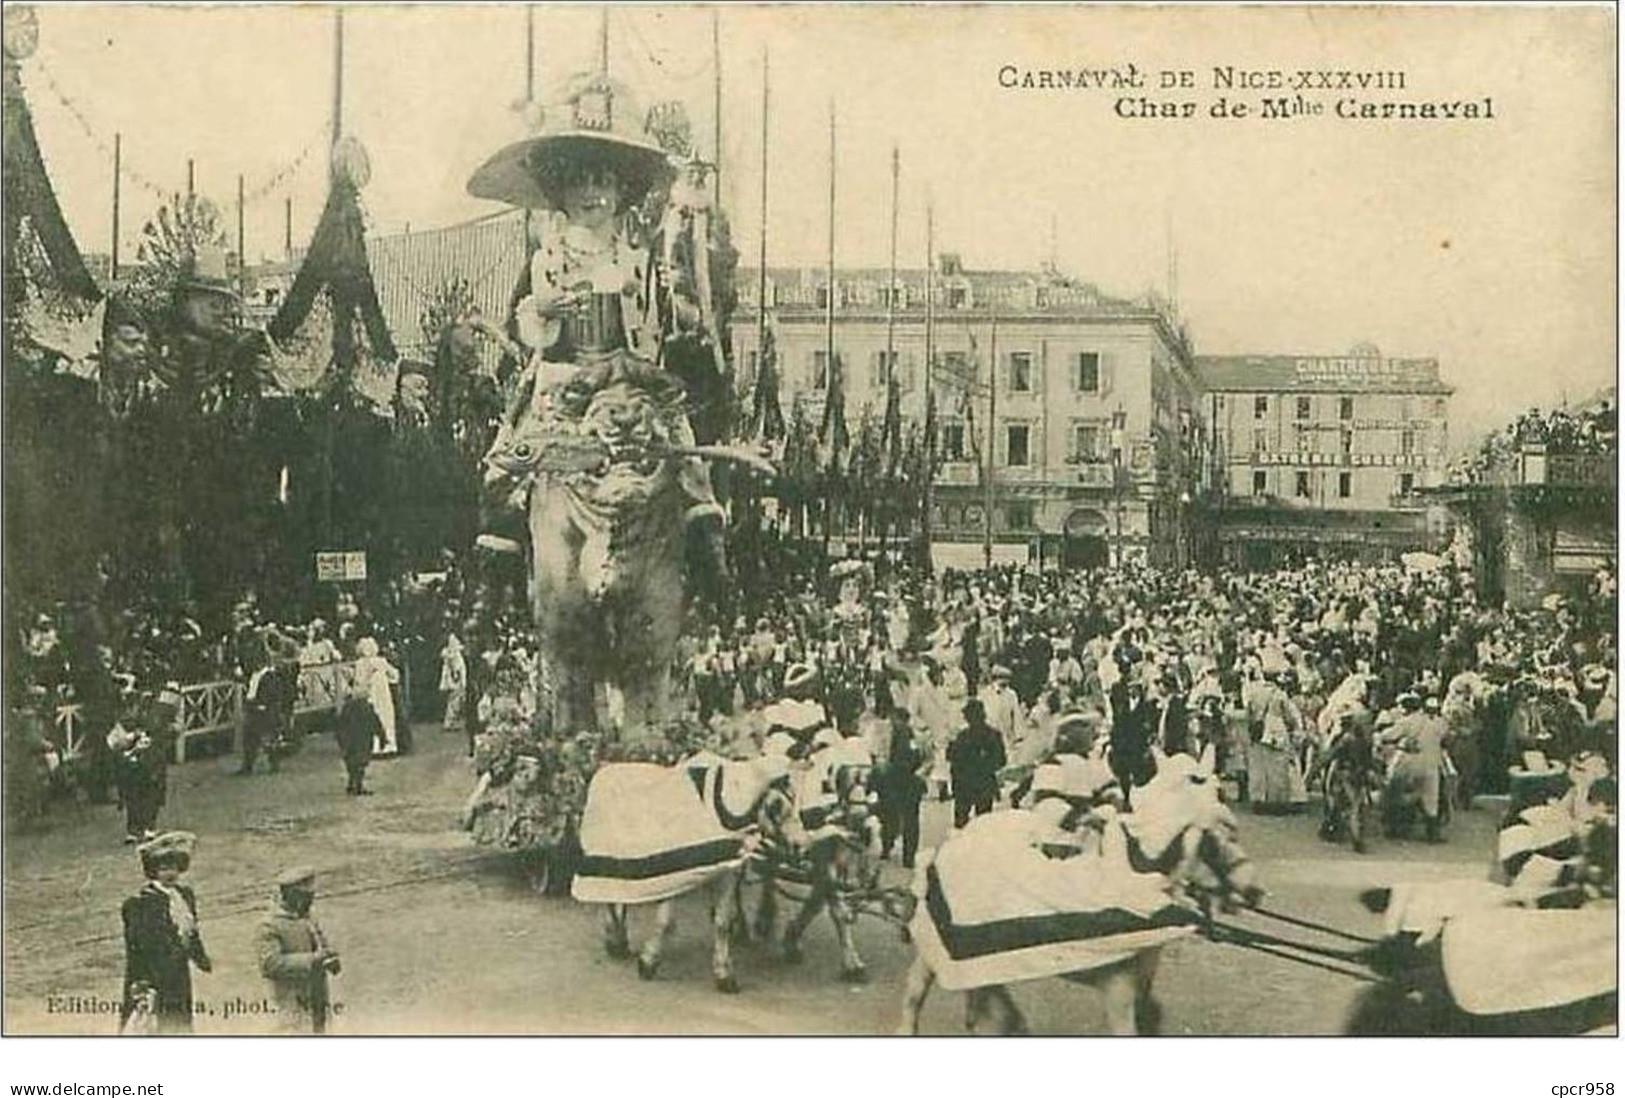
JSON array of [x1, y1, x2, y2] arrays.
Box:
[[15, 3, 1617, 441]]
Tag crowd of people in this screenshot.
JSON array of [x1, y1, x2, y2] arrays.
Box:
[[4, 563, 466, 834], [673, 555, 1612, 808], [1453, 397, 1618, 482], [459, 528, 1617, 875]]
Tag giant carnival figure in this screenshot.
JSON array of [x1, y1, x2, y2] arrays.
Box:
[[466, 72, 739, 749]]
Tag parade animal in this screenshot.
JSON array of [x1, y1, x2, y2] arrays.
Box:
[[1348, 901, 1616, 1035], [573, 754, 794, 993], [897, 753, 1262, 1035], [1349, 755, 1616, 1034], [745, 737, 898, 984]]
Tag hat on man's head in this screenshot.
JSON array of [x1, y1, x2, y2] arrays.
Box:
[[178, 244, 238, 300], [467, 73, 674, 211], [276, 866, 317, 890], [990, 664, 1013, 681]]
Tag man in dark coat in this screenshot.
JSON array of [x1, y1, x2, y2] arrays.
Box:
[[120, 831, 211, 1033], [1109, 674, 1160, 804], [335, 680, 380, 795], [238, 646, 287, 775], [875, 709, 928, 868], [948, 698, 1006, 828]]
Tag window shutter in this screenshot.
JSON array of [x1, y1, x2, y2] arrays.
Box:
[[1099, 352, 1113, 396]]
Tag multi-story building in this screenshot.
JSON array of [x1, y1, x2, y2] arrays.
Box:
[[1195, 345, 1453, 568], [734, 256, 1210, 570]]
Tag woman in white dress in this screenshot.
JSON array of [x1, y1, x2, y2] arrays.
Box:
[[354, 637, 402, 758]]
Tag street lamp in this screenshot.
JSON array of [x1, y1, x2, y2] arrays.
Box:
[[1110, 405, 1127, 567]]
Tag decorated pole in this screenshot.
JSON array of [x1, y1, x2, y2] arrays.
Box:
[[284, 196, 292, 257], [110, 132, 120, 280], [186, 158, 194, 199]]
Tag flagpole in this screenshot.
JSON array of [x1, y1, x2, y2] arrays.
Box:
[[922, 201, 935, 572], [757, 48, 769, 413], [712, 9, 723, 213], [984, 314, 997, 570], [886, 144, 898, 388], [332, 8, 344, 147], [110, 133, 121, 282], [825, 99, 837, 549], [599, 7, 610, 77], [236, 173, 245, 297], [884, 143, 899, 560], [525, 6, 536, 101]]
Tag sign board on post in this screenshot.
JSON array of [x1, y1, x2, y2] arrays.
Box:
[[315, 551, 368, 582]]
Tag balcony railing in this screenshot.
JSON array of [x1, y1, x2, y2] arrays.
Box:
[[1476, 447, 1617, 489]]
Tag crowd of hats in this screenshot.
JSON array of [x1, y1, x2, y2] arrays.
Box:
[[665, 530, 1616, 792]]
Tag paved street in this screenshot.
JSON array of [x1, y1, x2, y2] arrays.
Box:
[[4, 723, 1499, 1036]]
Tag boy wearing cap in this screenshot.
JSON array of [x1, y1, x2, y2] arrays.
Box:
[[120, 832, 210, 1033], [255, 868, 340, 1034]]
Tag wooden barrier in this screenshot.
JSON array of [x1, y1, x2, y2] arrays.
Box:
[[20, 655, 416, 767], [173, 680, 243, 763]]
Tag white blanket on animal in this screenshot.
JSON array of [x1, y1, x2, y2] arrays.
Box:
[[572, 763, 746, 906], [1442, 906, 1617, 1016], [910, 811, 1198, 991]]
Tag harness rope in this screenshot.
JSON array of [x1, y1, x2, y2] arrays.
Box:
[[1206, 921, 1379, 983]]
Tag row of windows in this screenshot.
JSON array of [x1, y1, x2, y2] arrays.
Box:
[[935, 501, 1037, 530], [1246, 394, 1449, 420], [1250, 470, 1416, 498], [1245, 426, 1426, 455], [789, 349, 1107, 394], [928, 421, 1126, 467]]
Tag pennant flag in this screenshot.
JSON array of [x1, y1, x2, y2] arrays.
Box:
[[818, 351, 849, 474], [882, 370, 903, 478], [751, 317, 786, 442]]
